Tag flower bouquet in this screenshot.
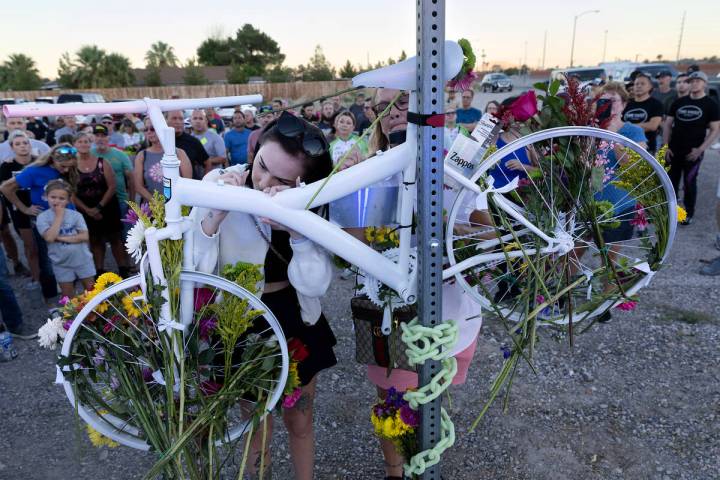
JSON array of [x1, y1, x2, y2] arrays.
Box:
[[38, 195, 288, 479], [370, 387, 419, 462]]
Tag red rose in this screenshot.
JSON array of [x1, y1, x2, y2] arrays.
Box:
[[194, 288, 215, 311], [288, 338, 310, 362], [509, 90, 538, 122]]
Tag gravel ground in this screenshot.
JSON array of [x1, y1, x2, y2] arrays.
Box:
[[1, 148, 718, 480]]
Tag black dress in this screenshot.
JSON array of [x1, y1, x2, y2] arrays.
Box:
[[76, 158, 122, 237], [261, 228, 337, 386]]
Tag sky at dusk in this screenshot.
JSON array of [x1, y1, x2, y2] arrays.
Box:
[[2, 0, 718, 78]]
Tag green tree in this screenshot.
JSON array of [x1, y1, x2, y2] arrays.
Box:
[[145, 66, 163, 87], [145, 41, 179, 68], [183, 58, 207, 85], [398, 50, 408, 62], [197, 24, 285, 75], [302, 45, 335, 81], [0, 53, 43, 90], [56, 46, 134, 88], [338, 60, 356, 79], [226, 63, 255, 84], [265, 65, 294, 83]]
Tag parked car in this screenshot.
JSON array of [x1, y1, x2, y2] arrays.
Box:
[[480, 73, 513, 92], [57, 92, 106, 104], [34, 96, 57, 104]]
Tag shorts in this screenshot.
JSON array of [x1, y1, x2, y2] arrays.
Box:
[[53, 262, 97, 283], [367, 340, 478, 392]]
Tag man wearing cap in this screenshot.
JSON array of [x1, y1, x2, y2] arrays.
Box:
[[623, 72, 664, 154], [190, 109, 227, 172], [90, 124, 134, 233], [663, 71, 720, 226], [53, 115, 77, 143], [99, 115, 125, 148], [652, 71, 677, 114]]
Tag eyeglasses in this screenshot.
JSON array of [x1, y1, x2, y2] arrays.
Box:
[[146, 126, 155, 132], [102, 121, 112, 125], [276, 111, 328, 157], [55, 146, 77, 157], [372, 94, 410, 115]]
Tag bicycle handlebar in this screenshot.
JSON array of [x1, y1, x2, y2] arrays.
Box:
[[2, 94, 264, 118]]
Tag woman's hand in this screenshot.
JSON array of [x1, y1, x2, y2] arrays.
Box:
[[24, 205, 43, 216], [200, 169, 249, 236], [506, 159, 527, 172], [338, 146, 364, 171]]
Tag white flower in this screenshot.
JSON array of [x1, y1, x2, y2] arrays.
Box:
[[37, 317, 67, 350], [264, 334, 278, 349], [126, 221, 146, 263]]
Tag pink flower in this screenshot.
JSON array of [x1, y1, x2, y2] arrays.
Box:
[[194, 288, 215, 311], [536, 295, 545, 304], [447, 71, 479, 92], [509, 90, 538, 122], [59, 296, 70, 306], [282, 387, 303, 408], [630, 204, 649, 232], [199, 317, 217, 340], [615, 301, 637, 311]]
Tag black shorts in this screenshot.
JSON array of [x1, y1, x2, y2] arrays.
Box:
[[261, 285, 337, 386], [80, 196, 123, 239], [8, 205, 32, 231]]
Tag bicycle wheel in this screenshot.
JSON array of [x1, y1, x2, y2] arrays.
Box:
[[58, 270, 289, 450], [445, 126, 676, 325]]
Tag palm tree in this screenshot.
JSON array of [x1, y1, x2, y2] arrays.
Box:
[[74, 45, 107, 88], [145, 41, 179, 68], [102, 53, 135, 87], [0, 53, 42, 90]]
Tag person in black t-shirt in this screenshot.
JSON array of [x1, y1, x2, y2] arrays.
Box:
[[663, 71, 720, 225], [166, 110, 209, 180], [623, 72, 664, 153]]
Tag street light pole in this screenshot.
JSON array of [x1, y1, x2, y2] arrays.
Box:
[[570, 9, 600, 67]]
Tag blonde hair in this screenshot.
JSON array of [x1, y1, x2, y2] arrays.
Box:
[[30, 143, 79, 187], [600, 81, 630, 104]]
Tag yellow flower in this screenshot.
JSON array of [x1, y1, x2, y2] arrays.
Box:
[[677, 206, 687, 223], [86, 424, 119, 448], [365, 227, 376, 243], [94, 272, 123, 291], [122, 290, 147, 318], [95, 302, 110, 314]]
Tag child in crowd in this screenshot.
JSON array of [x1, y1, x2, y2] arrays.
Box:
[[36, 179, 96, 297]]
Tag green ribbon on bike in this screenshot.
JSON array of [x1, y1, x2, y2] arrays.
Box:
[[399, 318, 459, 476]]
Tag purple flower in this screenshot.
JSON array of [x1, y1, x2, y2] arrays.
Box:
[[199, 317, 217, 340], [92, 347, 106, 367], [399, 404, 419, 427], [110, 376, 120, 390], [141, 367, 153, 383], [122, 203, 151, 224], [501, 345, 512, 359], [59, 296, 70, 306], [63, 320, 73, 331]]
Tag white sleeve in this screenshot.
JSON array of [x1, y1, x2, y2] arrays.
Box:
[[287, 237, 332, 298], [191, 207, 219, 274]]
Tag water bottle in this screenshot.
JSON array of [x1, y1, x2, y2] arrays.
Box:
[[0, 329, 18, 362]]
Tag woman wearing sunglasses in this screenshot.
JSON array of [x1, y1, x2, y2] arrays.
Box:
[[364, 88, 483, 480], [0, 143, 80, 307], [193, 112, 335, 480]]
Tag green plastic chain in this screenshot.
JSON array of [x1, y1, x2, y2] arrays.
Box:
[[399, 318, 459, 476]]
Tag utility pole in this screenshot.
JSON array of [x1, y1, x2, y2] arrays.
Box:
[[541, 30, 547, 69], [570, 10, 600, 67], [676, 11, 686, 62], [481, 48, 487, 71], [523, 40, 528, 74], [602, 30, 608, 63]]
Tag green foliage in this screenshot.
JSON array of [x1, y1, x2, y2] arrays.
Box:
[[338, 60, 357, 79], [0, 53, 43, 90], [145, 41, 179, 68], [56, 45, 134, 88], [264, 65, 294, 83], [182, 58, 207, 86], [398, 50, 408, 62], [145, 66, 163, 87], [197, 24, 285, 74], [300, 45, 335, 81]]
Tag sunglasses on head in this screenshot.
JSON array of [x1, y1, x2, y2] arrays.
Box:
[[276, 111, 328, 157], [55, 146, 77, 157], [372, 93, 410, 115]]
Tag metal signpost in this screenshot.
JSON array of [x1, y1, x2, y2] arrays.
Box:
[[416, 0, 445, 478]]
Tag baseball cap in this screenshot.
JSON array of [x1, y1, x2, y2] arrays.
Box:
[[688, 71, 708, 82], [93, 124, 109, 135], [258, 105, 273, 114], [101, 114, 113, 121], [687, 64, 700, 73], [655, 70, 673, 78]]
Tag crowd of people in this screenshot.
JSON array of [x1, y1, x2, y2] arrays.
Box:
[[1, 64, 719, 479]]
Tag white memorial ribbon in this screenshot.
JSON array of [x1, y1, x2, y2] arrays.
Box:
[[158, 317, 187, 333], [632, 261, 656, 289], [152, 368, 181, 392], [475, 175, 520, 211]]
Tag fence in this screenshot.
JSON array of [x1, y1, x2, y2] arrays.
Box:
[[0, 80, 354, 105]]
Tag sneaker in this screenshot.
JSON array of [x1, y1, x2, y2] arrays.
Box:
[[8, 324, 37, 340], [700, 256, 720, 276], [710, 142, 720, 150], [13, 262, 30, 277], [680, 217, 693, 226], [23, 280, 40, 290]]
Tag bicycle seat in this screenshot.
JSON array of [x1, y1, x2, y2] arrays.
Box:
[[352, 40, 463, 91]]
